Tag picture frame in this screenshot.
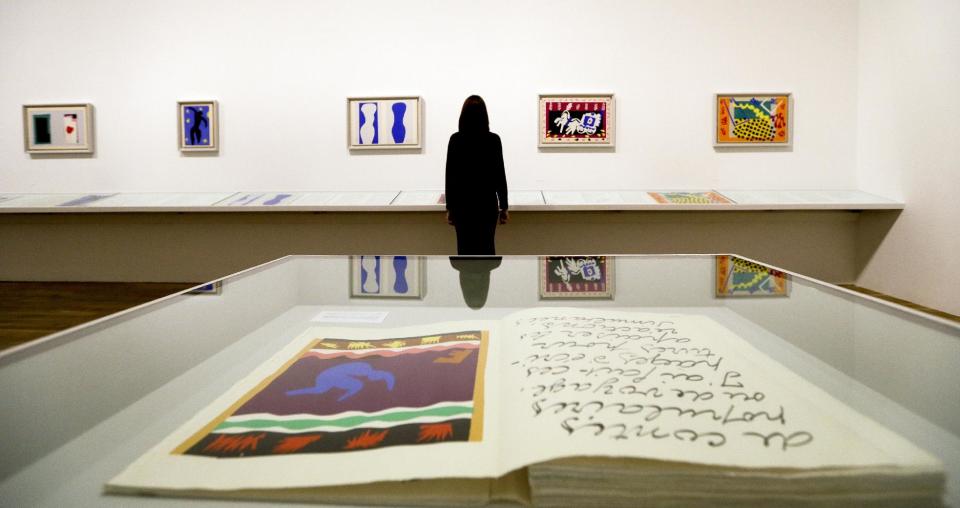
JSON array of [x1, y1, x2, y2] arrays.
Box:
[[178, 100, 219, 152], [23, 103, 94, 154], [538, 94, 615, 147], [347, 96, 422, 150], [715, 255, 789, 297], [539, 256, 614, 299], [350, 255, 424, 298], [714, 93, 792, 146]]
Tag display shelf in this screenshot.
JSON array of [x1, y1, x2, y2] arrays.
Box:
[[0, 189, 903, 213], [0, 255, 956, 507]]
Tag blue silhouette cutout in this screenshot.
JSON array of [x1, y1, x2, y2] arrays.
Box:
[[393, 256, 409, 293], [391, 102, 407, 143], [286, 362, 396, 402], [187, 107, 209, 145]]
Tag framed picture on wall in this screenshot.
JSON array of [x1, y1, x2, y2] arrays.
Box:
[[539, 256, 614, 299], [538, 94, 615, 147], [347, 96, 421, 150], [714, 93, 791, 146], [350, 255, 424, 298], [178, 100, 219, 152], [23, 104, 94, 154], [715, 255, 789, 297]]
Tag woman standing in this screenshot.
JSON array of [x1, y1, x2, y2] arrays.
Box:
[[445, 95, 509, 255]]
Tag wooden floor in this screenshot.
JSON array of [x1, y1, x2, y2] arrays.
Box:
[[0, 282, 194, 352], [0, 281, 956, 354]]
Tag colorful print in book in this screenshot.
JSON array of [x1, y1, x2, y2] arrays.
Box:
[[540, 256, 614, 298], [716, 94, 790, 145], [715, 255, 789, 297], [648, 191, 732, 204], [174, 330, 488, 457]]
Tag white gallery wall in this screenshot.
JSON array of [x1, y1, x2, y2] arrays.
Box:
[[855, 0, 960, 316], [0, 0, 860, 193]]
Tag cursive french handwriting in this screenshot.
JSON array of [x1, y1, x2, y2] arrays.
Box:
[[512, 313, 813, 452]]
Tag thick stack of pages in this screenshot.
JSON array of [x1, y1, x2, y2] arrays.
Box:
[[529, 457, 943, 507], [107, 309, 944, 507]]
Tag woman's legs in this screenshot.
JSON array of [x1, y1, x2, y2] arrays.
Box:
[[454, 213, 498, 255]]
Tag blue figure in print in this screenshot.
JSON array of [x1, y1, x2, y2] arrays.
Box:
[[286, 362, 396, 402], [186, 106, 210, 146], [391, 102, 407, 143], [393, 256, 409, 294]]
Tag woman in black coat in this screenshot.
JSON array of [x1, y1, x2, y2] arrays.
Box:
[[445, 95, 509, 255]]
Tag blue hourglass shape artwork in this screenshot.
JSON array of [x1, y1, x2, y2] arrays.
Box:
[[391, 102, 407, 143], [393, 256, 409, 294]]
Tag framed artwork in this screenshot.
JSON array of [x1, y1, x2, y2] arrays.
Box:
[[540, 256, 614, 299], [188, 281, 223, 295], [350, 256, 424, 298], [23, 104, 94, 154], [172, 329, 487, 457], [538, 94, 615, 147], [649, 191, 733, 204], [347, 96, 421, 150], [178, 100, 218, 152], [715, 255, 789, 297], [715, 93, 791, 146]]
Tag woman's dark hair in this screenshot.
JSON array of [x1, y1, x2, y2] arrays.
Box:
[[458, 95, 489, 133]]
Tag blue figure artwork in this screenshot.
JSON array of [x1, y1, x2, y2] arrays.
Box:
[[183, 105, 210, 146], [358, 102, 379, 145], [263, 193, 292, 205], [393, 256, 409, 294], [391, 102, 407, 143], [286, 362, 396, 402], [360, 256, 381, 293]]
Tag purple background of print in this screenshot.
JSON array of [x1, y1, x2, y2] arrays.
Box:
[[235, 347, 480, 416]]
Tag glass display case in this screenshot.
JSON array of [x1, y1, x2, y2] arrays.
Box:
[[0, 255, 957, 507]]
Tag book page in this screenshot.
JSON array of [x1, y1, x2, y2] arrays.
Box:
[[108, 321, 504, 492], [497, 308, 939, 473]]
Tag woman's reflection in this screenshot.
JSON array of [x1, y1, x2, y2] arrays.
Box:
[[448, 257, 502, 309]]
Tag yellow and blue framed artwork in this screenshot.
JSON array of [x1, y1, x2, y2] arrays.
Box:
[[715, 255, 789, 297], [178, 100, 218, 152], [715, 93, 791, 147], [23, 103, 94, 154]]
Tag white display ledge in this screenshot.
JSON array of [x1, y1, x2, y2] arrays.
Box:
[[0, 189, 904, 213]]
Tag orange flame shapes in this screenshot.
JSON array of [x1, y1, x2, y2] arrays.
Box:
[[203, 433, 266, 454], [344, 429, 389, 450], [417, 423, 454, 443], [272, 434, 323, 454]]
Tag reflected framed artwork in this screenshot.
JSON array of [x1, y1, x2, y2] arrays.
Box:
[[715, 93, 791, 146], [350, 256, 424, 298], [347, 96, 421, 150], [188, 281, 223, 295], [715, 255, 789, 297], [538, 94, 614, 147], [540, 256, 614, 298], [23, 104, 94, 154], [178, 100, 218, 152]]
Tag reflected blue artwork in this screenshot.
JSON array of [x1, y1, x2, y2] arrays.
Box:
[[352, 256, 422, 298], [360, 256, 381, 294]]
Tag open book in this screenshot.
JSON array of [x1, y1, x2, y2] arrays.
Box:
[[106, 308, 944, 507]]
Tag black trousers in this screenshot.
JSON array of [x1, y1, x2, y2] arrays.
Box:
[[453, 212, 498, 255]]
